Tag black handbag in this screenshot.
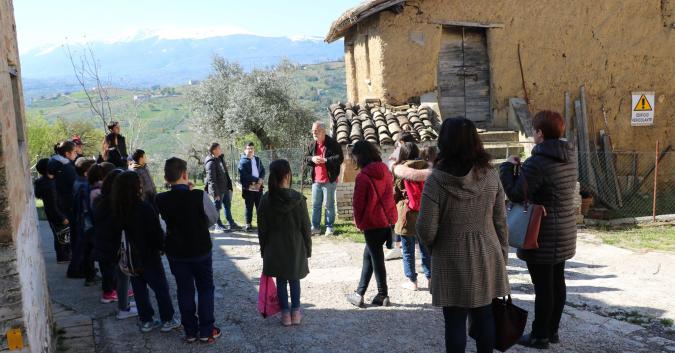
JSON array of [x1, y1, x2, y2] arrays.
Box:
[[469, 296, 528, 352]]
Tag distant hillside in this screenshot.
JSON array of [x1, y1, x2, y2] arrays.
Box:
[[26, 61, 346, 161], [20, 34, 344, 99]]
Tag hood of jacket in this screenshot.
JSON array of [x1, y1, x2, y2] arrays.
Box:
[[404, 160, 429, 170], [361, 162, 390, 181], [428, 167, 495, 200], [52, 154, 70, 165], [129, 163, 146, 171], [204, 154, 217, 166], [267, 188, 305, 213], [532, 139, 573, 163]]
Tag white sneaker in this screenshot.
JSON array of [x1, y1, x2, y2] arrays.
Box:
[[401, 281, 419, 291], [211, 225, 225, 234], [385, 248, 402, 261], [324, 227, 334, 236], [116, 306, 139, 320], [160, 318, 181, 332]]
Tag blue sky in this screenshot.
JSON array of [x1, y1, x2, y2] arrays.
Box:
[[14, 0, 361, 51]]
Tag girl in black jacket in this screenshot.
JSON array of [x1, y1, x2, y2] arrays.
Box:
[[111, 171, 179, 333]]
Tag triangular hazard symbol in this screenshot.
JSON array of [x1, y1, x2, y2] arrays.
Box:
[[634, 95, 653, 111]]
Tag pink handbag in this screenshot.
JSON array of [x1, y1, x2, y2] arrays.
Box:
[[257, 275, 281, 318]]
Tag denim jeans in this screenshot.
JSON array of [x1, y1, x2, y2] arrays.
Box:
[[129, 258, 175, 323], [356, 228, 390, 296], [311, 182, 337, 229], [242, 190, 262, 225], [443, 305, 495, 353], [527, 261, 566, 339], [276, 278, 301, 312], [214, 191, 235, 226], [168, 253, 215, 338], [400, 235, 431, 282]]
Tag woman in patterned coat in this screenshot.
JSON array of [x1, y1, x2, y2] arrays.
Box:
[[417, 117, 510, 353]]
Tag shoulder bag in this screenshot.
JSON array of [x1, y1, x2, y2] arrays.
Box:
[[506, 164, 546, 249]]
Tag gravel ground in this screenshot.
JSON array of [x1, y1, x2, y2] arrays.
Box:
[[41, 222, 675, 352]]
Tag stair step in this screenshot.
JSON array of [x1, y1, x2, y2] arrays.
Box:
[[484, 143, 524, 159], [479, 130, 519, 143]]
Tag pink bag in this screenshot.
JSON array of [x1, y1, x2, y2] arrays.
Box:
[[257, 275, 281, 318]]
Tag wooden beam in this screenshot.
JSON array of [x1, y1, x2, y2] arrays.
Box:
[[431, 20, 504, 28]]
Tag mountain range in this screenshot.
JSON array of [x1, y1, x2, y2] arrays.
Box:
[[20, 34, 344, 99]]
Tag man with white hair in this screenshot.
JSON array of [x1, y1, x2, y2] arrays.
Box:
[[304, 121, 344, 236]]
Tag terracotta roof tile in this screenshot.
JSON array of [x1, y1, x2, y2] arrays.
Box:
[[330, 102, 440, 145]]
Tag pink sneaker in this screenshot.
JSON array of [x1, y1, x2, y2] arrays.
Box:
[[100, 291, 118, 303], [291, 310, 303, 325], [281, 312, 292, 327]]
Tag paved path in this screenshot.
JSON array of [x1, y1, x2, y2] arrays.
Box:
[[41, 221, 675, 352]]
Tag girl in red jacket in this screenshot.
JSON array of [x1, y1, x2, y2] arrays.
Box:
[[346, 141, 398, 308]]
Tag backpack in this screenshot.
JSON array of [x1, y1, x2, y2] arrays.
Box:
[[73, 181, 94, 232], [118, 231, 143, 277], [403, 179, 424, 212]]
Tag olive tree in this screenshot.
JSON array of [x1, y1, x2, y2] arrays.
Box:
[[189, 56, 315, 150]]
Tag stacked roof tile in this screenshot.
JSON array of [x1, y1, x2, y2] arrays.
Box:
[[329, 102, 440, 146]]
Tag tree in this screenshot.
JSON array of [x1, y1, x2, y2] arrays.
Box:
[[26, 114, 105, 166], [189, 56, 315, 150]]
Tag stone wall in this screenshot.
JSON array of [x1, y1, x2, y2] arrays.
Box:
[[341, 0, 674, 155], [0, 0, 54, 351]]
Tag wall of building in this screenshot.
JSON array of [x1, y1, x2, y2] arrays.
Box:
[[344, 15, 387, 103], [0, 0, 54, 351], [343, 0, 674, 154]]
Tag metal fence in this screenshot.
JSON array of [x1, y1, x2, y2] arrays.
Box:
[[578, 150, 675, 219]]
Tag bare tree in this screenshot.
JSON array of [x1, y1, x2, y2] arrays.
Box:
[[65, 43, 113, 132]]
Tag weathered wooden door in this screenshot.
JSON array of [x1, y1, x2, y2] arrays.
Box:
[[437, 27, 490, 123]]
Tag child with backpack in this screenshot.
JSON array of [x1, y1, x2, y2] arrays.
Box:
[[392, 142, 431, 291], [155, 157, 221, 343], [111, 171, 179, 333], [72, 157, 97, 285], [34, 158, 71, 263], [257, 159, 312, 326]]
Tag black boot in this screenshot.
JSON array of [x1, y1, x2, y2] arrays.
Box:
[[549, 332, 560, 344], [371, 293, 391, 307], [518, 333, 550, 349]]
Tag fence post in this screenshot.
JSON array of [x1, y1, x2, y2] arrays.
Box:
[[653, 140, 659, 222]]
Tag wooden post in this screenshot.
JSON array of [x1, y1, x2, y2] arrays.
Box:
[[653, 140, 659, 222]]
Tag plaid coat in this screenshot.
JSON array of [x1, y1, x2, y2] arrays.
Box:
[[417, 167, 510, 308]]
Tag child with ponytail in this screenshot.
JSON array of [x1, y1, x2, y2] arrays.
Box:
[[257, 159, 312, 326]]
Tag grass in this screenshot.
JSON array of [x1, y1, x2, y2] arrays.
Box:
[[591, 223, 675, 252]]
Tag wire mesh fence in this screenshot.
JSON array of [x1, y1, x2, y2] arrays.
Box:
[[578, 150, 675, 219], [222, 145, 311, 191]]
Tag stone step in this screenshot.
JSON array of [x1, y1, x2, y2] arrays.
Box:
[[483, 143, 525, 159], [479, 130, 520, 143]]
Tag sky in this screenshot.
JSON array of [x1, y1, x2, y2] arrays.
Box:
[[14, 0, 362, 52]]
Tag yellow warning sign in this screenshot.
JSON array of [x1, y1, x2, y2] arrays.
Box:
[[633, 94, 653, 111], [7, 328, 24, 350]]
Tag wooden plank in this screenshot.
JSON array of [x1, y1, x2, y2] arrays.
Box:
[[438, 27, 465, 119], [575, 99, 599, 199], [431, 20, 505, 28], [510, 98, 534, 137], [600, 131, 623, 207], [564, 91, 575, 145]]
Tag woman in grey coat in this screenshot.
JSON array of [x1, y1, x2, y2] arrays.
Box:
[[417, 118, 509, 353], [500, 110, 578, 349]]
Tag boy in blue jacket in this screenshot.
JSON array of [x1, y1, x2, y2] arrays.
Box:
[[238, 142, 265, 232]]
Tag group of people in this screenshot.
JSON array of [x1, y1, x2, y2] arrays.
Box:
[[35, 111, 578, 352]]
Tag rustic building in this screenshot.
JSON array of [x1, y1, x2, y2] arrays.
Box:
[[0, 0, 54, 351], [326, 0, 674, 217], [326, 0, 673, 150]]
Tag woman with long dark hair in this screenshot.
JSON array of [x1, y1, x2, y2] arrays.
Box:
[[500, 111, 577, 349], [417, 118, 510, 353], [257, 159, 312, 326], [100, 133, 127, 168], [111, 171, 179, 333], [346, 141, 397, 308]]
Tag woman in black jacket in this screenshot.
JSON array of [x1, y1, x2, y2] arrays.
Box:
[[34, 158, 71, 262], [111, 171, 179, 333], [500, 111, 578, 349]]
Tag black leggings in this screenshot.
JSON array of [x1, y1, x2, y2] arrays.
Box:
[[356, 228, 390, 296], [443, 305, 495, 353], [527, 261, 566, 339]]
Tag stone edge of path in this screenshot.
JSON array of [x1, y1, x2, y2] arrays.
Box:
[[52, 301, 95, 353]]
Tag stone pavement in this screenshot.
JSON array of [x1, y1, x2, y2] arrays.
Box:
[[40, 221, 675, 352]]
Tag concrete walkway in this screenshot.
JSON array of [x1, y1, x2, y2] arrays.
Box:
[[40, 221, 675, 352]]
